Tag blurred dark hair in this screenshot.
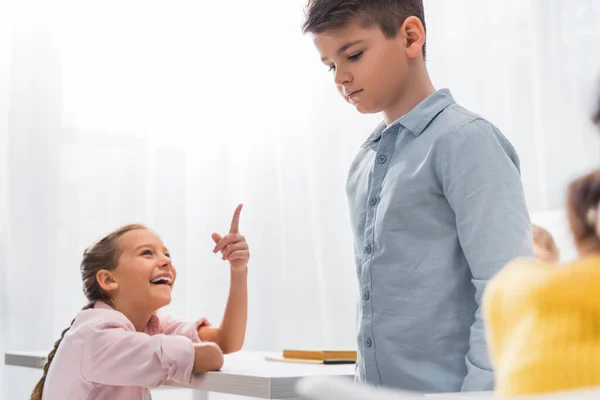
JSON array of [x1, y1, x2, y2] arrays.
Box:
[[594, 88, 600, 125], [567, 170, 600, 254]]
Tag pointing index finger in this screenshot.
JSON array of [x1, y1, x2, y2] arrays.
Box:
[[230, 204, 243, 233]]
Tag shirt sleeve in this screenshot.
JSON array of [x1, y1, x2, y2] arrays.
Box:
[[442, 118, 534, 391], [80, 317, 196, 388], [157, 312, 211, 343]]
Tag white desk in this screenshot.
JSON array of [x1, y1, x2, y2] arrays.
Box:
[[5, 350, 499, 399], [426, 394, 494, 399], [5, 350, 354, 399]]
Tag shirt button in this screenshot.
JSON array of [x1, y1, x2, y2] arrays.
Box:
[[364, 244, 372, 254], [369, 197, 378, 206], [365, 338, 373, 348], [377, 155, 387, 164], [363, 292, 370, 301]]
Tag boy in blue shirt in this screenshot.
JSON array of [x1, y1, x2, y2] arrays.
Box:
[[302, 0, 534, 393]]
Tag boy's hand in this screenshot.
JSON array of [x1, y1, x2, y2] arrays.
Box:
[[532, 224, 560, 263], [212, 204, 250, 272]]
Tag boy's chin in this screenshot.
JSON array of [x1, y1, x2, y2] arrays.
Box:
[[352, 103, 379, 115], [345, 98, 380, 114]]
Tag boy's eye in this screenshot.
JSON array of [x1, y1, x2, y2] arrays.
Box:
[[348, 52, 363, 61], [165, 253, 171, 258], [141, 249, 152, 256]]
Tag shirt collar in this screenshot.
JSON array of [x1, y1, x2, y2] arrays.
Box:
[[94, 300, 160, 333], [361, 89, 456, 148]]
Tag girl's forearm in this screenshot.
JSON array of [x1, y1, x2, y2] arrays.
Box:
[[217, 269, 248, 353]]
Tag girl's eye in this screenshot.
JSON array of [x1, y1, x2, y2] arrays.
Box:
[[328, 65, 336, 72], [141, 249, 152, 256]]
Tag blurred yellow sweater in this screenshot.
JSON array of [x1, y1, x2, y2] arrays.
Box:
[[483, 255, 600, 397]]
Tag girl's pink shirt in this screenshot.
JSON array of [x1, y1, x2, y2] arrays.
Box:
[[41, 301, 209, 400]]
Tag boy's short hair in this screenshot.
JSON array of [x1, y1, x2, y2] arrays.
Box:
[[302, 0, 427, 58]]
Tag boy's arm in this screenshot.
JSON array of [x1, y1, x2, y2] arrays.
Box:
[[442, 119, 534, 391]]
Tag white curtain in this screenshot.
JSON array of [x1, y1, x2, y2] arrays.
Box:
[[1, 0, 599, 399], [0, 0, 11, 396], [426, 0, 600, 210]]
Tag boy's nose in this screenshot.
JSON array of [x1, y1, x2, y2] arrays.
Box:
[[334, 69, 352, 85]]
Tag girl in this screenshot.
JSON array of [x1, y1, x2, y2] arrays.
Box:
[[31, 204, 250, 400], [484, 172, 600, 397], [532, 224, 560, 263]]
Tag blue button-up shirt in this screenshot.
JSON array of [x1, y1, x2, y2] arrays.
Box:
[[348, 89, 533, 393]]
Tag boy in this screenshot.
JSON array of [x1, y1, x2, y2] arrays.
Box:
[[302, 0, 534, 393]]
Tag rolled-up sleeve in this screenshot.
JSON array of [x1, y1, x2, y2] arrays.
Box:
[[81, 320, 195, 388]]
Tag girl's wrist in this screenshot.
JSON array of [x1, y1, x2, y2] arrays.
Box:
[[231, 265, 248, 274]]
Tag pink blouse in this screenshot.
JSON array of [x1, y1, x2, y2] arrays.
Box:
[[41, 301, 208, 400]]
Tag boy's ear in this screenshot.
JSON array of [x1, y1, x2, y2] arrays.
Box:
[[96, 269, 119, 292], [401, 16, 426, 59]]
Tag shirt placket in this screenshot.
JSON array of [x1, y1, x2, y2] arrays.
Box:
[[358, 125, 399, 385]]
